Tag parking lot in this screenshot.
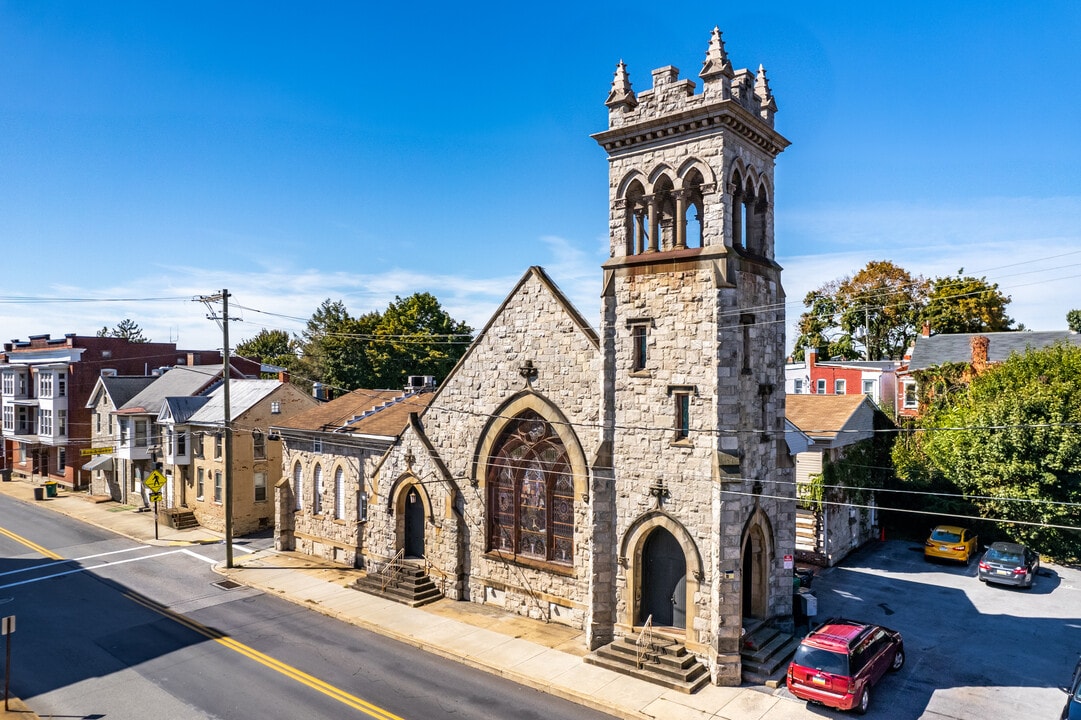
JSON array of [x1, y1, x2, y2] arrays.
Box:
[[779, 539, 1081, 719]]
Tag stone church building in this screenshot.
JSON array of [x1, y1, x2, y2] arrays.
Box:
[[275, 28, 794, 686]]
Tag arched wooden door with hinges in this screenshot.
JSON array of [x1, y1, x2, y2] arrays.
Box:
[[638, 528, 686, 628]]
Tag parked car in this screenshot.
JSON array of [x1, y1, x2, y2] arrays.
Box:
[[924, 525, 978, 563], [787, 618, 904, 714], [1063, 656, 1081, 720], [978, 541, 1040, 588]]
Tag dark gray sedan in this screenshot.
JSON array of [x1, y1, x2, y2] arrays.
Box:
[[977, 541, 1040, 588]]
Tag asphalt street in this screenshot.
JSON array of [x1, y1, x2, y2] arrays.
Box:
[[0, 493, 619, 720]]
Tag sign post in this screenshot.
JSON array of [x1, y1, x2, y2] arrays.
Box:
[[143, 470, 167, 540], [2, 615, 14, 711]]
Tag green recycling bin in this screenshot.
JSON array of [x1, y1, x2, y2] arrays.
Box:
[[44, 481, 58, 497]]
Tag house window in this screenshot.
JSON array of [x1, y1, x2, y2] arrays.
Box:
[[214, 471, 222, 503], [674, 392, 691, 441], [135, 420, 148, 447], [254, 471, 267, 502], [313, 464, 324, 515], [38, 409, 53, 436], [863, 379, 875, 396], [487, 410, 574, 565], [252, 430, 266, 460], [177, 431, 186, 456], [197, 468, 205, 500], [58, 447, 66, 471], [815, 379, 826, 394], [270, 401, 281, 414], [108, 414, 113, 435], [39, 374, 53, 398], [313, 438, 323, 453], [96, 412, 101, 433], [2, 406, 12, 431], [293, 461, 303, 511], [631, 324, 648, 372], [358, 490, 369, 522], [334, 466, 344, 520], [834, 379, 846, 395], [194, 433, 204, 458], [1, 373, 12, 395], [903, 381, 919, 409], [58, 373, 66, 397], [214, 433, 223, 459], [58, 410, 66, 437], [793, 379, 803, 394]]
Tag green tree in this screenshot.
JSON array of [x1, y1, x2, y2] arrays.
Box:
[[296, 299, 378, 396], [234, 329, 301, 375], [793, 261, 927, 361], [893, 343, 1081, 560], [1068, 309, 1081, 333], [366, 292, 473, 388], [920, 272, 1015, 334], [96, 319, 149, 343]]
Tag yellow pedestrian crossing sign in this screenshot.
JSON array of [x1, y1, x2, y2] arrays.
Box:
[[143, 470, 167, 491]]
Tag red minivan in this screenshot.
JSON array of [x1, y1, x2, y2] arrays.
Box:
[[786, 618, 905, 714]]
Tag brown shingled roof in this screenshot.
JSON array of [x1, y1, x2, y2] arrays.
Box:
[[272, 388, 433, 438], [785, 394, 870, 440]]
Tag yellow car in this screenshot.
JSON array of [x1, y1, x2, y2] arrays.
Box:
[[924, 525, 978, 563]]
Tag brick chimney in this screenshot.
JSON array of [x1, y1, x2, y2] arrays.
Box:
[[921, 323, 931, 337], [970, 335, 989, 373]]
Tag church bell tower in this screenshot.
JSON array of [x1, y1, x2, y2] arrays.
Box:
[[592, 27, 795, 685]]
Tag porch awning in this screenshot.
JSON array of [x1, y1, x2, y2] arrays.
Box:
[[82, 455, 113, 472]]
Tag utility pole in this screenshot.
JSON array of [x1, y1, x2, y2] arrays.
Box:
[[222, 290, 234, 569], [197, 290, 235, 568]]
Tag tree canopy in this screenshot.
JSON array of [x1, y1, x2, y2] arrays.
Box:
[[1068, 309, 1081, 333], [792, 262, 1018, 361], [892, 343, 1081, 560], [793, 260, 927, 361], [234, 329, 301, 375], [295, 293, 472, 397], [96, 319, 149, 343], [920, 272, 1015, 334]]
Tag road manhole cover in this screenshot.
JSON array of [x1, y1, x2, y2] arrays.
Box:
[[213, 580, 242, 590]]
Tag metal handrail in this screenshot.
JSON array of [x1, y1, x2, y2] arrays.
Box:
[[424, 559, 450, 595], [380, 548, 405, 592], [635, 614, 655, 670]]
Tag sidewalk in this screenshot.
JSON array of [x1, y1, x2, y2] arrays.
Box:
[[0, 477, 819, 720]]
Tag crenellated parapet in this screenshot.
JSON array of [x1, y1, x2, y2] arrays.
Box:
[[594, 27, 788, 158]]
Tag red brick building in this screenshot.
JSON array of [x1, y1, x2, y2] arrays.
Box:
[[0, 333, 255, 489]]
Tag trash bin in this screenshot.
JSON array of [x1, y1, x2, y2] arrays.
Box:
[[0, 469, 10, 482], [44, 481, 58, 498], [33, 487, 44, 501]]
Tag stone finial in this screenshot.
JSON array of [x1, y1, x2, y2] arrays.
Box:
[[755, 64, 778, 125], [700, 27, 734, 82], [605, 60, 638, 112]]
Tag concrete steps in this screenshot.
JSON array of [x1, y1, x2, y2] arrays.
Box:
[[352, 563, 443, 608], [740, 618, 799, 685], [162, 509, 200, 530], [585, 635, 710, 694]]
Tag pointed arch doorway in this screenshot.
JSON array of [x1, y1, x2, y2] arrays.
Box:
[[742, 522, 769, 619], [404, 486, 425, 559], [638, 528, 686, 629]]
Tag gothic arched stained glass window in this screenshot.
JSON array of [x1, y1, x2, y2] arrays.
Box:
[[488, 410, 574, 565]]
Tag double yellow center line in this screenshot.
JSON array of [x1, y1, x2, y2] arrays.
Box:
[[124, 592, 406, 720], [0, 523, 402, 720], [0, 526, 62, 560]]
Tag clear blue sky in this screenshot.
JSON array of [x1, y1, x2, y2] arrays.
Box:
[[2, 1, 1079, 352]]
